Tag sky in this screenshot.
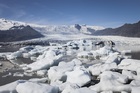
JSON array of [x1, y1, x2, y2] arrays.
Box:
[[0, 0, 140, 28]]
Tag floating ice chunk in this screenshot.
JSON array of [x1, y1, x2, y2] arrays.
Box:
[[105, 52, 122, 64], [27, 50, 63, 71], [90, 71, 130, 92], [61, 82, 80, 93], [0, 52, 8, 60], [2, 72, 12, 77], [50, 80, 63, 88], [118, 59, 140, 71], [122, 70, 137, 80], [131, 87, 140, 93], [77, 51, 94, 60], [135, 68, 140, 80], [0, 62, 2, 66], [48, 59, 82, 82], [88, 63, 118, 76], [24, 72, 34, 76], [121, 50, 131, 55], [37, 49, 63, 60], [100, 91, 113, 93], [69, 87, 97, 93], [96, 46, 114, 56], [19, 46, 34, 52], [66, 49, 76, 55], [48, 65, 72, 82], [36, 69, 47, 76], [7, 51, 23, 60], [66, 66, 91, 87], [51, 81, 80, 93], [16, 81, 59, 93], [29, 77, 48, 83], [130, 80, 140, 86], [121, 91, 129, 93], [0, 80, 25, 93], [27, 58, 54, 71], [30, 56, 37, 61], [22, 53, 31, 58], [13, 72, 24, 77], [71, 59, 82, 66]]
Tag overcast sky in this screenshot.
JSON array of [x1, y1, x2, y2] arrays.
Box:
[[0, 0, 140, 28]]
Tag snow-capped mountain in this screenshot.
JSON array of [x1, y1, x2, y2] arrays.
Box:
[[0, 18, 27, 30], [0, 18, 105, 35]]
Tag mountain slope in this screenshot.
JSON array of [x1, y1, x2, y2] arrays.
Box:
[[94, 21, 140, 37], [0, 25, 44, 42]]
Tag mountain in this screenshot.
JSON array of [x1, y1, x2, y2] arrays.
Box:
[[0, 25, 44, 42], [31, 24, 105, 36], [0, 18, 105, 36], [94, 21, 140, 37]]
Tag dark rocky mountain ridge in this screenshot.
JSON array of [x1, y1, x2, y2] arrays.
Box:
[[94, 21, 140, 37], [0, 25, 44, 42]]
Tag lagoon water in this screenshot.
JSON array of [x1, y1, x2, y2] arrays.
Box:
[[0, 44, 140, 86], [0, 46, 40, 86]]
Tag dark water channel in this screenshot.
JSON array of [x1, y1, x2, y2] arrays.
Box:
[[125, 51, 140, 60], [0, 45, 21, 52], [0, 69, 42, 86]]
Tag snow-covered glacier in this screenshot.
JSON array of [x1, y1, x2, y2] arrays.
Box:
[[0, 18, 105, 35]]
